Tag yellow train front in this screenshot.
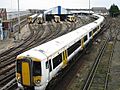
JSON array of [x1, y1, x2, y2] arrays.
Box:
[[67, 15, 76, 22], [28, 14, 38, 24], [37, 14, 44, 24], [16, 53, 47, 90], [54, 15, 60, 23]]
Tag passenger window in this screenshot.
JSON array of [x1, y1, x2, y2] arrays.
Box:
[[52, 53, 62, 69], [67, 40, 81, 56], [49, 60, 52, 72], [46, 61, 49, 69], [93, 27, 97, 33], [84, 35, 88, 41], [89, 31, 92, 37]]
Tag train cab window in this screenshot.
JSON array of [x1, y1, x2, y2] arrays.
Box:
[[84, 35, 88, 42], [52, 53, 62, 69], [33, 61, 41, 76], [0, 20, 1, 23], [16, 60, 22, 73]]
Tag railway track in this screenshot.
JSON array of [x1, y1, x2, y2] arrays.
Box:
[[82, 17, 118, 90]]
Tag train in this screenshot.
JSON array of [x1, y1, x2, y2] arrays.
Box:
[[16, 14, 104, 90], [54, 15, 60, 23], [67, 15, 76, 22], [28, 14, 38, 24], [28, 13, 76, 24], [36, 14, 44, 24]]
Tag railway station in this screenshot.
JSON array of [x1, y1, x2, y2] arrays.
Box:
[[0, 0, 120, 90]]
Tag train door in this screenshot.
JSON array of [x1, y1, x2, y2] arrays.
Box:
[[22, 62, 31, 86], [45, 60, 53, 82], [81, 38, 84, 48], [45, 60, 50, 82], [62, 50, 68, 68]]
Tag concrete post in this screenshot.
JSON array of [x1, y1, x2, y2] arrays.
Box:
[[0, 26, 3, 40]]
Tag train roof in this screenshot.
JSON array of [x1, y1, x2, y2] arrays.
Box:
[[17, 14, 104, 61], [54, 15, 60, 17], [67, 15, 74, 17], [37, 14, 43, 18], [29, 14, 38, 18]]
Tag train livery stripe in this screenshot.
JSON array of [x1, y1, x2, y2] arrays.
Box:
[[58, 6, 61, 15], [22, 62, 30, 86]]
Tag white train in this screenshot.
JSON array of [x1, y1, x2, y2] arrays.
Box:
[[36, 14, 44, 24], [28, 14, 38, 24], [54, 15, 60, 23], [67, 15, 76, 22], [16, 14, 104, 90]]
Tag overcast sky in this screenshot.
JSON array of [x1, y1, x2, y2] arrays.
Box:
[[0, 0, 120, 11]]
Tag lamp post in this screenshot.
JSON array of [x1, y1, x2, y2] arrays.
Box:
[[17, 0, 20, 40], [89, 0, 90, 15]]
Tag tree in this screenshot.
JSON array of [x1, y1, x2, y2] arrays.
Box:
[[109, 4, 120, 17]]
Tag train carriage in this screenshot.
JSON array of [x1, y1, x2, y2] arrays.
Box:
[[67, 15, 76, 22], [28, 14, 38, 24], [37, 14, 43, 24], [16, 14, 104, 90], [54, 15, 60, 23]]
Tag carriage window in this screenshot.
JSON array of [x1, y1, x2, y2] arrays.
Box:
[[93, 27, 97, 33], [67, 40, 81, 56], [46, 61, 49, 69], [52, 53, 62, 69], [49, 60, 52, 72], [84, 35, 88, 42], [89, 31, 92, 37]]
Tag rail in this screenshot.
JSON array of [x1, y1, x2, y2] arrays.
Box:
[[82, 19, 117, 90]]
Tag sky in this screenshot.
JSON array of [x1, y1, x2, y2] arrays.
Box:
[[0, 0, 120, 11]]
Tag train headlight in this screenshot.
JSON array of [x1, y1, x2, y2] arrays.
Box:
[[34, 80, 41, 86], [33, 76, 41, 86], [16, 73, 21, 83]]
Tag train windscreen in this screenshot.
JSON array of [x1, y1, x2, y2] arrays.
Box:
[[33, 61, 41, 76]]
